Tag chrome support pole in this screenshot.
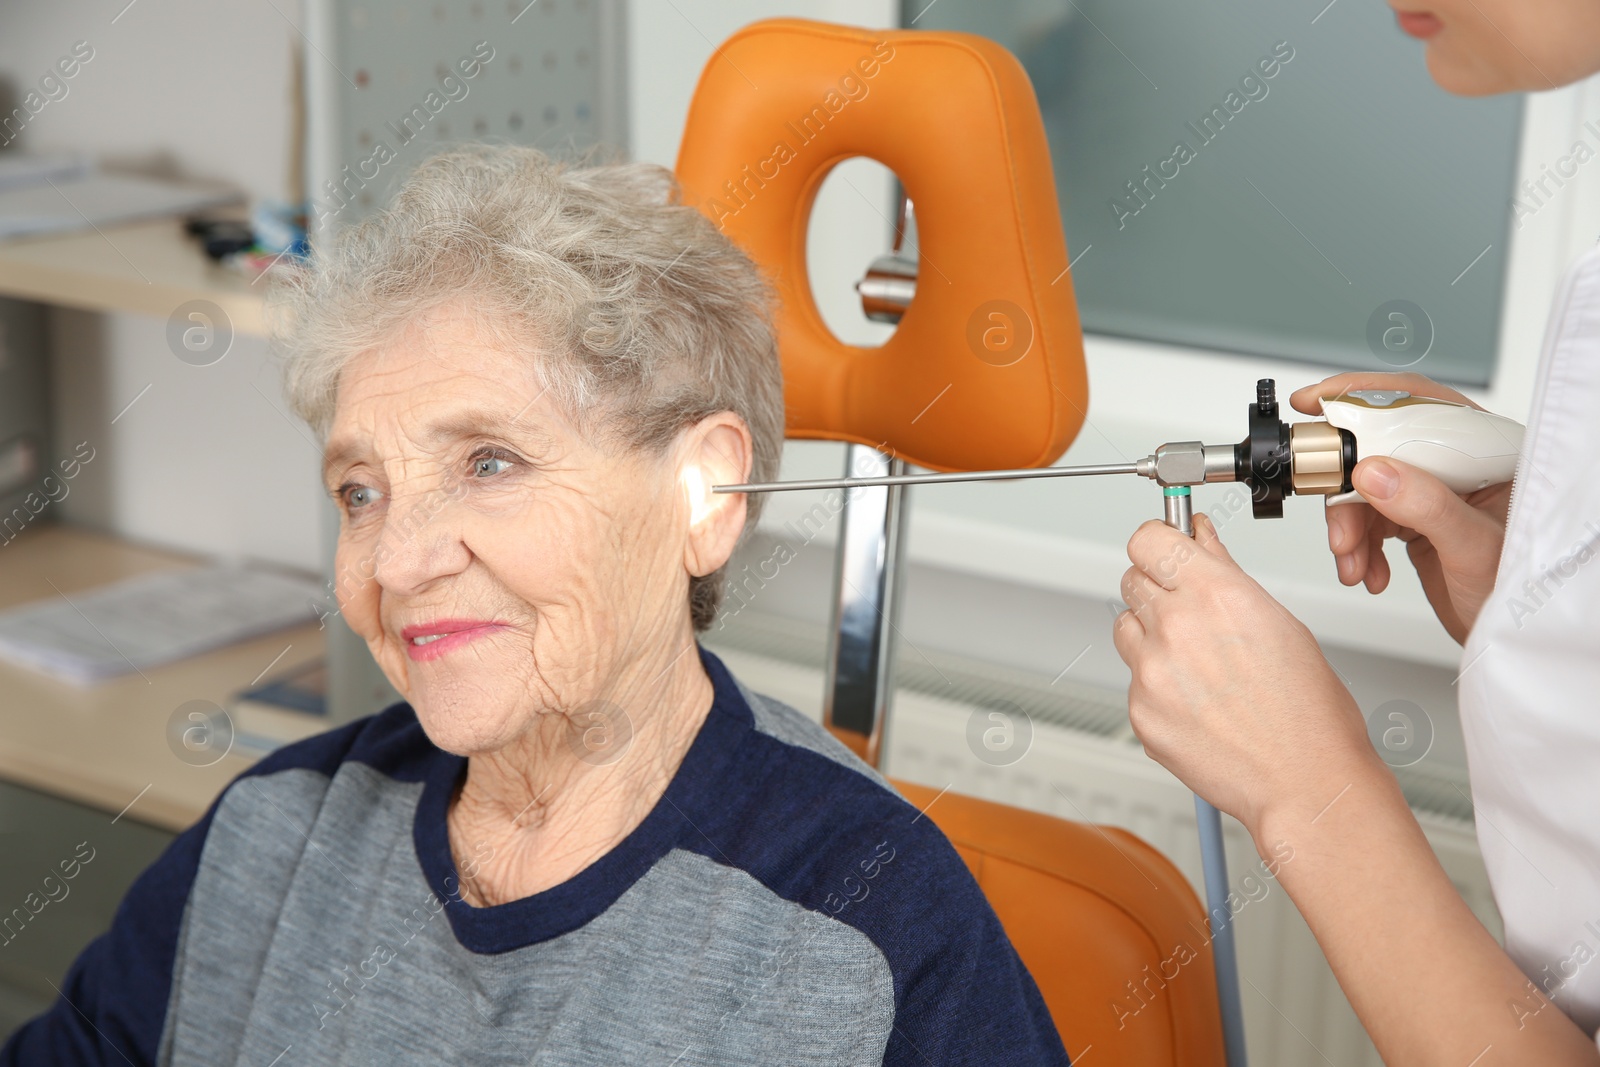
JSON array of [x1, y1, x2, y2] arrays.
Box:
[[1164, 484, 1247, 1067], [822, 444, 910, 769]]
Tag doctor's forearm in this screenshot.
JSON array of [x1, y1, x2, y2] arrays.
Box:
[[1255, 760, 1599, 1066]]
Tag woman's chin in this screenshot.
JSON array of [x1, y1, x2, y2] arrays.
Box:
[[409, 692, 521, 757], [1425, 41, 1545, 95]]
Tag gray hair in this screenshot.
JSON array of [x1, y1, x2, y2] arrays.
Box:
[[272, 144, 784, 631]]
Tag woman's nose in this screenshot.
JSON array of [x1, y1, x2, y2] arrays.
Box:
[[370, 478, 473, 594]]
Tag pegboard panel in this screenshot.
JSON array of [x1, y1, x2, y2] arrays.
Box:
[[303, 0, 627, 232]]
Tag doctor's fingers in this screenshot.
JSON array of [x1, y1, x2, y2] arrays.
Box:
[[1361, 521, 1395, 593], [1189, 513, 1235, 561], [1288, 371, 1481, 417], [1125, 519, 1224, 592], [1111, 607, 1145, 667], [1327, 500, 1398, 555], [1328, 501, 1401, 590], [1120, 564, 1169, 620]]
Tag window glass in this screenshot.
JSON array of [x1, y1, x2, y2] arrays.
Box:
[[908, 0, 1523, 385]]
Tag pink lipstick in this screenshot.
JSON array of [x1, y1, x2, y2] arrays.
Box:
[[401, 619, 509, 662]]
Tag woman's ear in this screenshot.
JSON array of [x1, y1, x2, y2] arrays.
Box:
[[679, 411, 753, 578]]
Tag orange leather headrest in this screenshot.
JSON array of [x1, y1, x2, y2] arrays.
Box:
[[675, 18, 1088, 473]]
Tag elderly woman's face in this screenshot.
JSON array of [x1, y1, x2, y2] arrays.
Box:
[[321, 303, 744, 755]]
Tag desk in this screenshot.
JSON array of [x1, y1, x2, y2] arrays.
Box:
[[0, 218, 267, 336], [0, 523, 324, 831]]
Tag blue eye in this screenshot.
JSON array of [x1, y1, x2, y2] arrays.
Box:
[[334, 483, 384, 511], [472, 448, 517, 478]]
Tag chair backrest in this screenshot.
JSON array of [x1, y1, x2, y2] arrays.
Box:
[[675, 17, 1087, 472], [893, 779, 1228, 1066]]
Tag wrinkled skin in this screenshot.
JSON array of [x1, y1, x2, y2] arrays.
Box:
[[321, 300, 752, 905]]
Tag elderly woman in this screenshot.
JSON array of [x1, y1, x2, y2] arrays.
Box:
[[2, 146, 1068, 1065]]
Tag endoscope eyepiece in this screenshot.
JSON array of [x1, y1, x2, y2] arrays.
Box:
[[1231, 378, 1356, 517]]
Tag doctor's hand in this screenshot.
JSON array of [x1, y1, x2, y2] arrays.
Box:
[[1290, 373, 1511, 645], [1112, 514, 1383, 839]]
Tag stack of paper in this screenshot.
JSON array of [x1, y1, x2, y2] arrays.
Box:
[[0, 565, 327, 686], [0, 153, 90, 190], [0, 155, 240, 241], [0, 173, 241, 241]]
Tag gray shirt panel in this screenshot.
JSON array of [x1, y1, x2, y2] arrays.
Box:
[[160, 762, 894, 1066]]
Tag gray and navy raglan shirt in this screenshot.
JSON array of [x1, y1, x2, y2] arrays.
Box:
[[2, 646, 1072, 1065]]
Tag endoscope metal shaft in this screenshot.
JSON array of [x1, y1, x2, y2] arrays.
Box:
[[714, 460, 1141, 494], [715, 442, 1244, 493]]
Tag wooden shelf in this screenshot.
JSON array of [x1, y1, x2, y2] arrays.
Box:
[[0, 218, 267, 336], [0, 522, 324, 831]]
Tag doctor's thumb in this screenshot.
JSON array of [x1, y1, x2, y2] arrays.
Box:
[[1353, 457, 1482, 552], [1191, 513, 1234, 561]]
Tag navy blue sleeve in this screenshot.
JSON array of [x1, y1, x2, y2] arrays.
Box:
[[0, 713, 385, 1066], [877, 830, 1073, 1067], [773, 764, 1073, 1066], [722, 713, 1075, 1067]]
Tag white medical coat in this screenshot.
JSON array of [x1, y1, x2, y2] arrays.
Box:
[[1460, 243, 1600, 1039]]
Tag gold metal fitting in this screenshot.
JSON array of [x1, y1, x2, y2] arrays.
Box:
[[1289, 421, 1346, 495]]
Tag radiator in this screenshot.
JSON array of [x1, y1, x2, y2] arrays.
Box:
[[702, 612, 1500, 1067]]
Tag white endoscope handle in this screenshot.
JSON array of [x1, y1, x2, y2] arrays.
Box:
[[1320, 390, 1524, 506]]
